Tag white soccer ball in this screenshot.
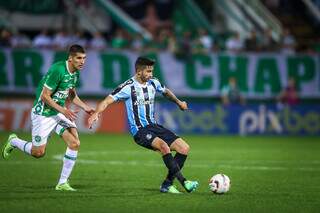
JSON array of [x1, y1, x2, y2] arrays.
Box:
[[209, 174, 231, 194]]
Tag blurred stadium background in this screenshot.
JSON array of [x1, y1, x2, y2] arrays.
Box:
[[0, 0, 320, 212], [0, 0, 319, 135]]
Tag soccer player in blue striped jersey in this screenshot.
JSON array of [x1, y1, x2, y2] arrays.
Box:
[[88, 57, 198, 194]]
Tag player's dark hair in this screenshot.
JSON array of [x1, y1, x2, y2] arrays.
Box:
[[135, 57, 155, 72], [68, 44, 85, 56]]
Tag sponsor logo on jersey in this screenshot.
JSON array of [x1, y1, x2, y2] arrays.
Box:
[[134, 99, 154, 106], [53, 90, 69, 99]]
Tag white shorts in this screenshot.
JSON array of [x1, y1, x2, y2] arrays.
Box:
[[31, 112, 77, 146]]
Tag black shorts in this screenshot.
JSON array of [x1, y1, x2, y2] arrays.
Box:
[[133, 124, 179, 150]]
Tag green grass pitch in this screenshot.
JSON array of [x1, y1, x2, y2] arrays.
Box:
[[0, 131, 319, 213]]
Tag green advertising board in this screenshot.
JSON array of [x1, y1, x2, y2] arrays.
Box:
[[0, 49, 319, 98]]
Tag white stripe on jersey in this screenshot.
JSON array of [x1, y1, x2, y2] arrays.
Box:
[[110, 77, 165, 135]]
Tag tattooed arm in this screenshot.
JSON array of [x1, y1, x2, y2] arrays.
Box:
[[163, 88, 188, 111]]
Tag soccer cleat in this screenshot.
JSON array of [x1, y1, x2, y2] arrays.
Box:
[[184, 180, 199, 193], [167, 185, 182, 194], [2, 133, 17, 160], [55, 181, 76, 191], [160, 184, 181, 194], [160, 180, 172, 192]]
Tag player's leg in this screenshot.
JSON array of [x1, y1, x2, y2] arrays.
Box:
[[31, 144, 47, 158], [155, 126, 198, 193], [2, 133, 32, 159], [8, 138, 47, 158], [169, 138, 198, 192], [29, 113, 55, 158], [55, 126, 79, 191], [162, 138, 190, 185], [2, 113, 53, 159], [151, 137, 189, 192], [133, 127, 180, 193], [170, 138, 190, 168]]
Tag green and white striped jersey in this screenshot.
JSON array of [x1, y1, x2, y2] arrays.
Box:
[[32, 61, 80, 117]]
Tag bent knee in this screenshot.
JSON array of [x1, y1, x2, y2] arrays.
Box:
[[69, 139, 80, 150], [177, 143, 190, 155], [32, 150, 46, 158], [181, 144, 190, 155], [159, 142, 170, 154]]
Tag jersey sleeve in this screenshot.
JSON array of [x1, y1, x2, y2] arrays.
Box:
[[109, 81, 132, 101], [44, 66, 62, 91], [150, 78, 166, 94]]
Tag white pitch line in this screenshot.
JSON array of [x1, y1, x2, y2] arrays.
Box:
[[65, 151, 320, 165], [1, 152, 319, 172], [52, 154, 320, 171]]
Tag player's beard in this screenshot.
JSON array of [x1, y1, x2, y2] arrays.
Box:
[[142, 75, 151, 82]]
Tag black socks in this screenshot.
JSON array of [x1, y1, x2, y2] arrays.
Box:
[[165, 153, 187, 183], [162, 153, 186, 185], [174, 153, 187, 170]]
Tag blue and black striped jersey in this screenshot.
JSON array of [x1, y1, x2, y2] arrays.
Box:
[[110, 77, 166, 135]]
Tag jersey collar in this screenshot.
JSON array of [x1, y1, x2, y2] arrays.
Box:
[[133, 76, 148, 88], [65, 61, 77, 75]]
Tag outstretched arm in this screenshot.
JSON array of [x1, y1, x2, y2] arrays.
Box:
[[88, 95, 115, 128], [163, 88, 188, 111], [69, 89, 95, 114], [41, 87, 77, 121]]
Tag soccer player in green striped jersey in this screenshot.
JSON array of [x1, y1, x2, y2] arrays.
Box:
[[2, 44, 94, 191]]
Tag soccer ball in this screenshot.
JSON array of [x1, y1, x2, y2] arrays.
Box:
[[209, 174, 231, 194]]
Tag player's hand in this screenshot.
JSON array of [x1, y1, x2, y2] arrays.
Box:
[[88, 112, 100, 129], [178, 101, 188, 111], [63, 109, 78, 121], [84, 106, 95, 115]]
